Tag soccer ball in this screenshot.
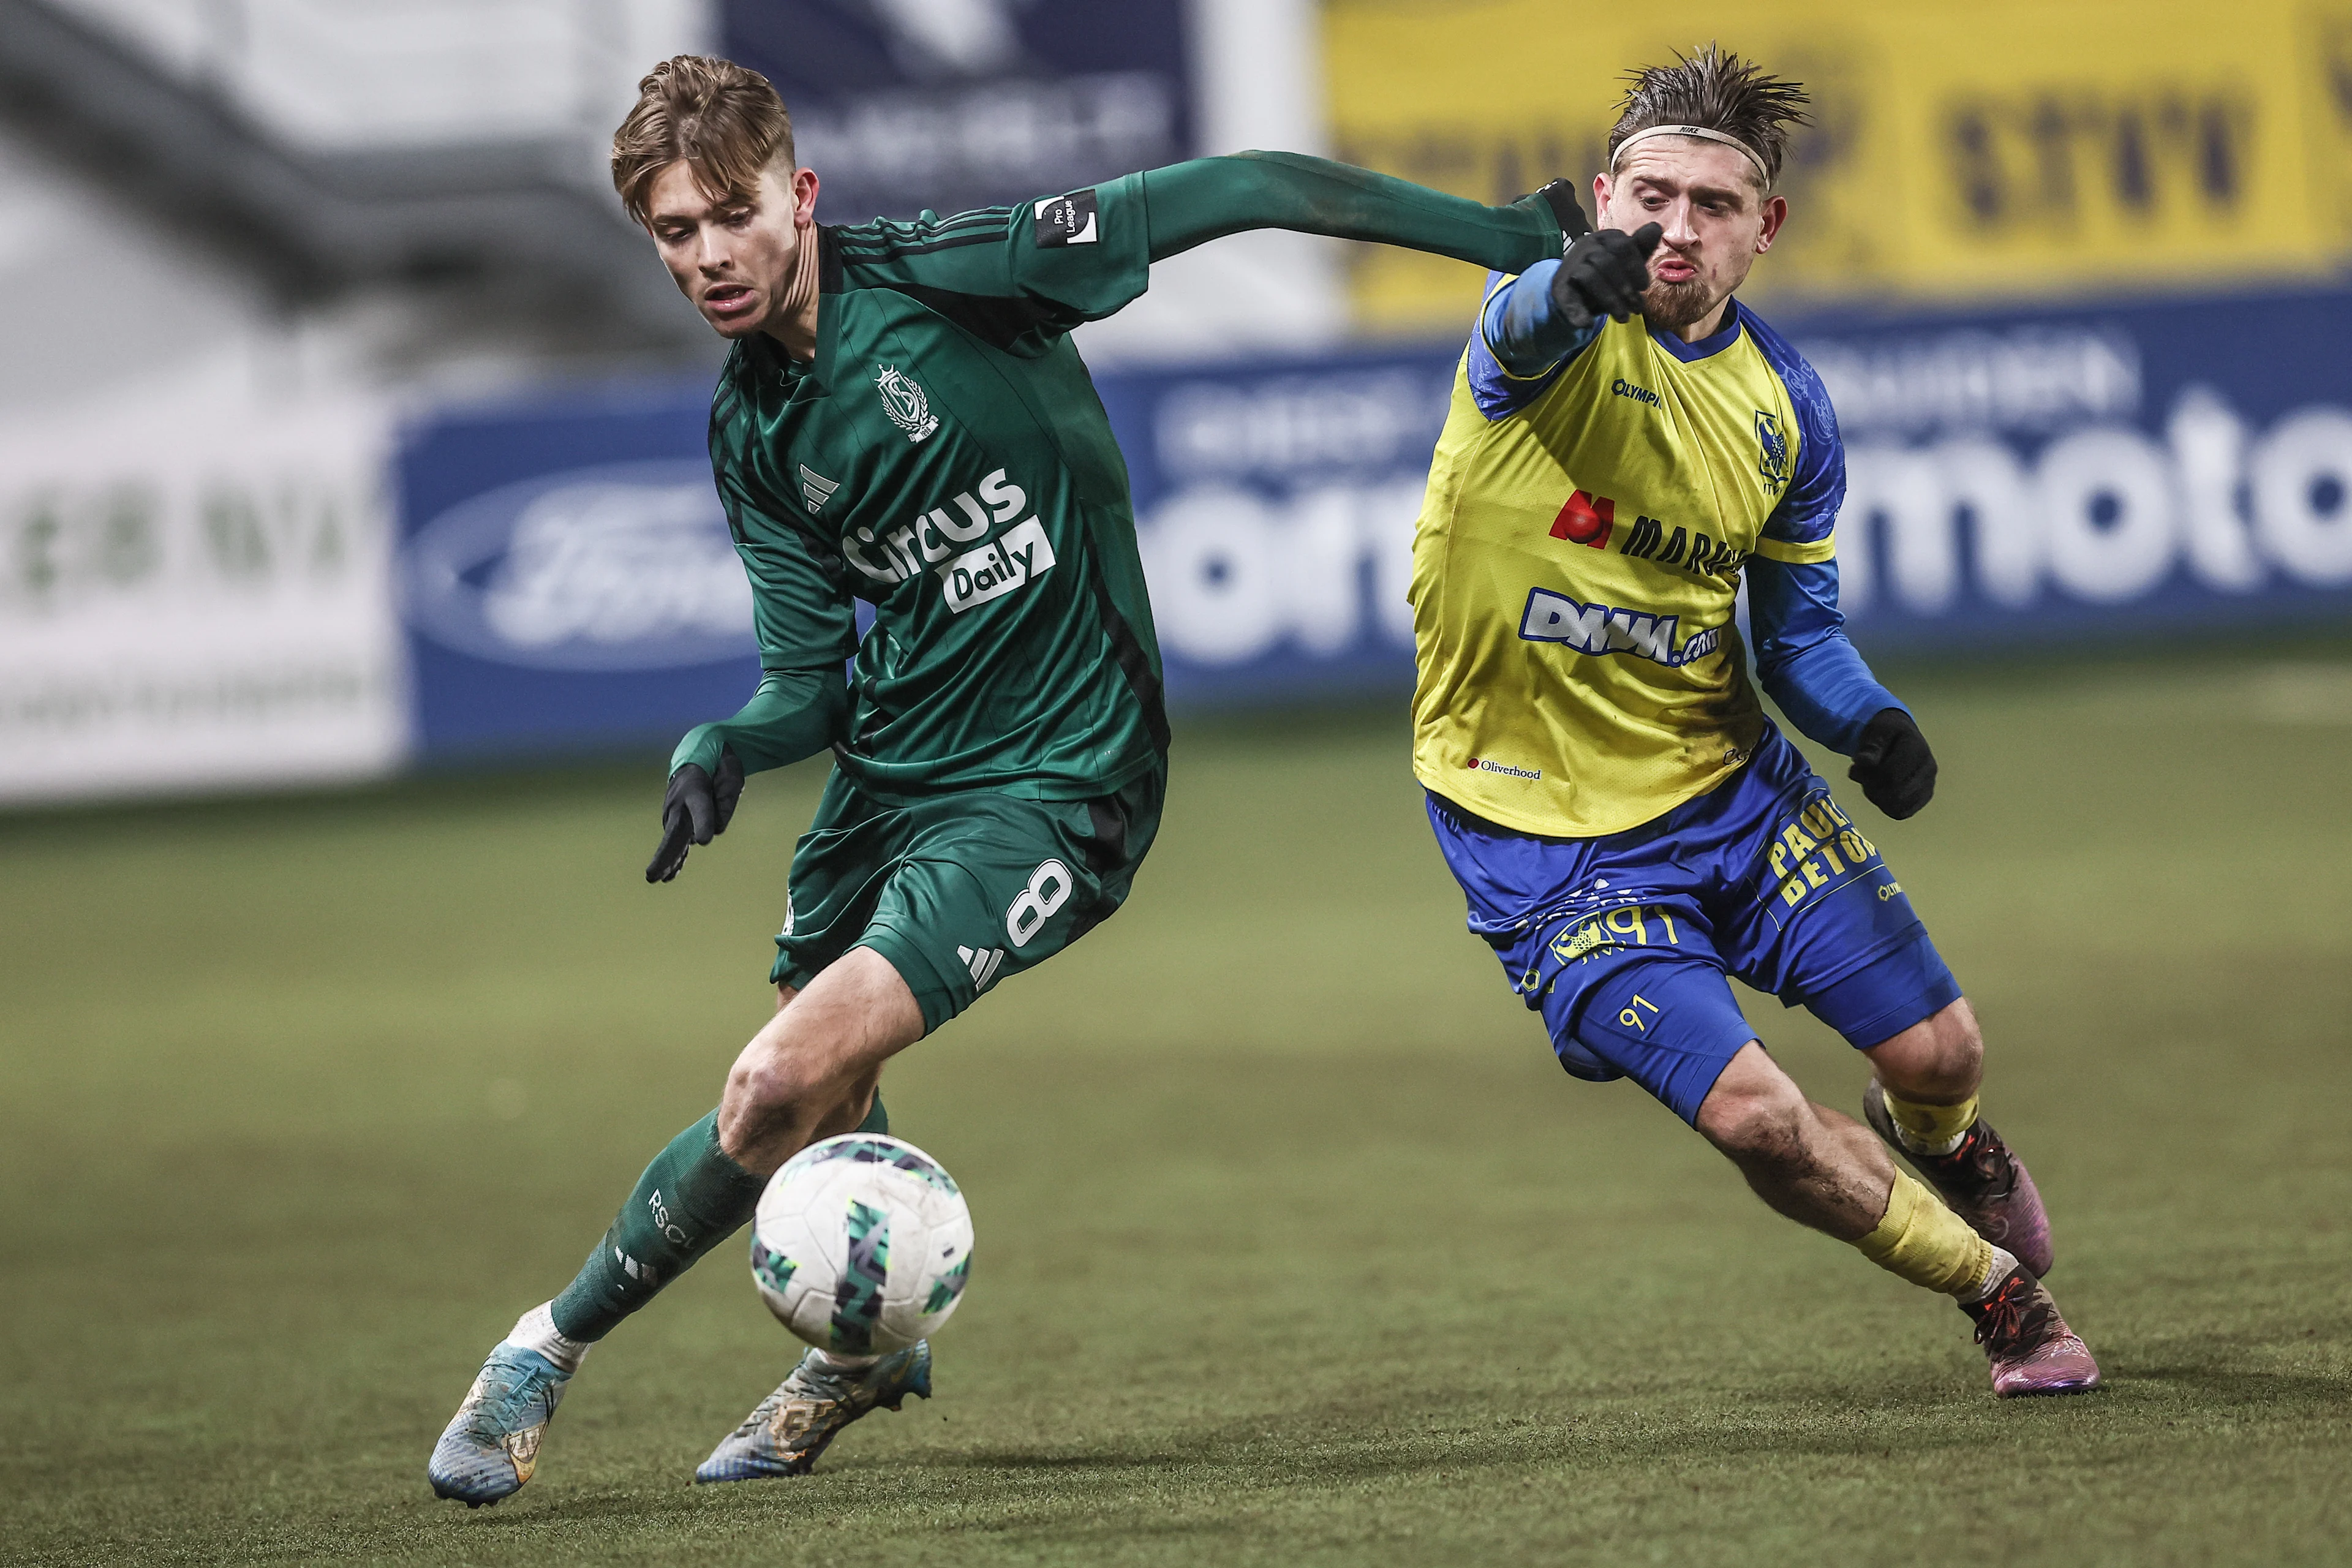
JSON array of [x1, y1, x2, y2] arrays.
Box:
[[748, 1134, 973, 1355]]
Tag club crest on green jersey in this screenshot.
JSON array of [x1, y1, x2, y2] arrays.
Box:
[[875, 364, 940, 443], [1754, 409, 1791, 492]]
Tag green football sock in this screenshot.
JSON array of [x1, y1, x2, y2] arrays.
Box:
[[549, 1094, 891, 1342]]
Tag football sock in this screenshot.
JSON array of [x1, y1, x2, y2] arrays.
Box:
[[1880, 1087, 1979, 1156], [504, 1302, 593, 1374], [547, 1093, 892, 1343], [1964, 1245, 2021, 1303], [549, 1110, 765, 1343], [1852, 1170, 1994, 1296]]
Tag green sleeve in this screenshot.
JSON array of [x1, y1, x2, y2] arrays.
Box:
[[674, 459, 857, 777], [669, 666, 848, 777], [1139, 152, 1566, 272], [832, 153, 1566, 355], [831, 179, 1155, 341]]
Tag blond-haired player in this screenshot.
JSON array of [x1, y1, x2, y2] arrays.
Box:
[[428, 55, 1596, 1504]]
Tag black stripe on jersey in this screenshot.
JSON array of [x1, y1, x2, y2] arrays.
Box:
[[834, 227, 1008, 261], [842, 207, 1012, 241], [818, 226, 844, 294], [1089, 573, 1171, 756], [1063, 791, 1136, 946], [884, 283, 1071, 354]]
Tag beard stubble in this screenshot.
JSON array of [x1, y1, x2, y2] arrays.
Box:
[[1640, 276, 1722, 334]]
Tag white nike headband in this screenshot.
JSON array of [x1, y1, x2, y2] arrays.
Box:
[[1610, 124, 1772, 186]]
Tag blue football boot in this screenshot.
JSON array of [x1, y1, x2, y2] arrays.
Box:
[[693, 1341, 932, 1482], [428, 1345, 573, 1506]]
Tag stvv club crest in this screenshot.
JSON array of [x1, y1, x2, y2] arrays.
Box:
[[1754, 408, 1790, 492], [875, 364, 940, 444]]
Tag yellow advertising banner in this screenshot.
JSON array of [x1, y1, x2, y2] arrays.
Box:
[[1325, 0, 2352, 333]]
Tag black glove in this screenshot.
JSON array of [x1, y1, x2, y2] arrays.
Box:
[[1847, 709, 1936, 820], [645, 748, 745, 883], [1548, 222, 1664, 333]]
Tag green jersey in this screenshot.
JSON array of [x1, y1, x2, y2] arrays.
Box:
[[680, 153, 1574, 801]]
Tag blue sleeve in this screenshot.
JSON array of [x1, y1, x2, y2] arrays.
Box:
[[1743, 305, 1842, 551], [1465, 263, 1600, 421], [1748, 556, 1905, 755], [1735, 304, 1899, 752]]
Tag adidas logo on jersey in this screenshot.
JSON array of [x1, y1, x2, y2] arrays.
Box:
[[798, 465, 839, 514], [956, 945, 1006, 990]]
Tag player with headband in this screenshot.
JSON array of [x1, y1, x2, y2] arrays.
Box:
[[1408, 45, 2100, 1396]]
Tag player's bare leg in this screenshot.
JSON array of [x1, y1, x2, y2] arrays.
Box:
[[1861, 999, 2054, 1275], [429, 950, 923, 1504], [698, 948, 938, 1483], [1696, 1043, 2098, 1396], [719, 946, 922, 1172]]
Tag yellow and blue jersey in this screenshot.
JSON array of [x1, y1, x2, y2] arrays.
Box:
[[1410, 273, 1887, 840]]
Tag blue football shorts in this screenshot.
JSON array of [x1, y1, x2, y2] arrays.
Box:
[[1428, 722, 1961, 1125]]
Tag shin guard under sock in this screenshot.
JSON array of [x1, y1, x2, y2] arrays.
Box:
[[1882, 1088, 1979, 1156], [546, 1094, 892, 1343], [549, 1111, 766, 1342], [1853, 1171, 1994, 1296]]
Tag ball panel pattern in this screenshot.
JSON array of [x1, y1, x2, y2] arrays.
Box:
[[749, 1134, 974, 1354]]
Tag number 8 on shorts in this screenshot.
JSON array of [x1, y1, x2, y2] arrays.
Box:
[[1006, 859, 1072, 946]]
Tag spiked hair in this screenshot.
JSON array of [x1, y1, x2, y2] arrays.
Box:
[[1606, 45, 1811, 189]]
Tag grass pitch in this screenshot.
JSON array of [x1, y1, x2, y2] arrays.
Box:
[[2, 649, 2349, 1566]]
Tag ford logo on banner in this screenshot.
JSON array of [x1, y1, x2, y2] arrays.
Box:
[[401, 460, 755, 671]]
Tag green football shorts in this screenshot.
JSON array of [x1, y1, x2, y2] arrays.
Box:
[[771, 764, 1167, 1032]]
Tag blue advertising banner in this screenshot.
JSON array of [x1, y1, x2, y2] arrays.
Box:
[[1093, 346, 1447, 707], [722, 0, 1191, 224], [395, 380, 750, 758], [1106, 285, 2352, 707], [394, 285, 2352, 760]]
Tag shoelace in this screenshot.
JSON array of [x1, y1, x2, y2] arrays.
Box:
[[471, 1361, 556, 1427], [1969, 1274, 2059, 1351], [1923, 1125, 2018, 1202]]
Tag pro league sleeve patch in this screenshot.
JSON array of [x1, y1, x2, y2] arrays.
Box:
[[1032, 189, 1099, 246]]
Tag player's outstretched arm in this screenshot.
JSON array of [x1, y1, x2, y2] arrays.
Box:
[[1747, 556, 1936, 819], [1139, 152, 1575, 274], [840, 154, 1579, 356], [647, 669, 848, 883], [1482, 223, 1665, 377]]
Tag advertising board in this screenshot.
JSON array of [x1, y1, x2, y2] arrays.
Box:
[[389, 284, 2352, 762], [723, 0, 1192, 224], [394, 380, 761, 760], [1106, 285, 2352, 703], [0, 363, 404, 804], [1324, 0, 2352, 333]]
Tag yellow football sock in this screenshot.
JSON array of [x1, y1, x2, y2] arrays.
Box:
[[1881, 1087, 1978, 1156], [1853, 1172, 1993, 1296]]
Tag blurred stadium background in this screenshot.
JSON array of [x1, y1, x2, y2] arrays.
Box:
[[2, 2, 2347, 1563]]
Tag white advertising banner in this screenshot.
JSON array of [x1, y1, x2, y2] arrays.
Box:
[[0, 363, 407, 803]]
